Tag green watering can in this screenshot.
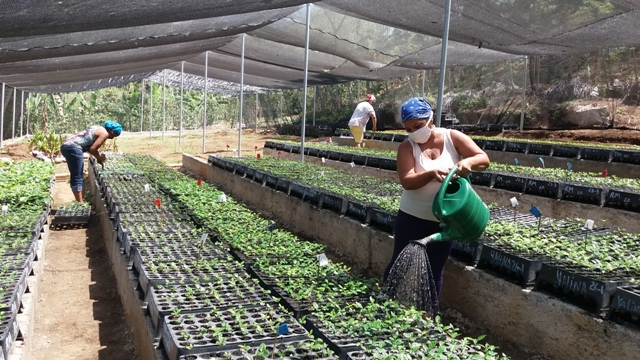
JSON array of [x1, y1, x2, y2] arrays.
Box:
[[413, 166, 489, 246]]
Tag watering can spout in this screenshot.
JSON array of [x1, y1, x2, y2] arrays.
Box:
[[410, 225, 463, 247], [411, 233, 442, 247]]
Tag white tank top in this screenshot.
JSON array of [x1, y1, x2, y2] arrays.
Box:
[[399, 129, 460, 221]]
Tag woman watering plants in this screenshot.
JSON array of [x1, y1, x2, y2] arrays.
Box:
[[383, 97, 489, 306], [60, 120, 122, 202]]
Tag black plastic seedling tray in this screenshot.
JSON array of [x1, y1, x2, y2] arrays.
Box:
[[161, 307, 307, 360], [536, 262, 632, 312], [478, 243, 551, 286], [51, 206, 91, 226]]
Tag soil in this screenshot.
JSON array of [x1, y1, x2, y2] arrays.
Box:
[[30, 181, 136, 360], [486, 128, 640, 147], [0, 140, 32, 160], [114, 128, 280, 164]]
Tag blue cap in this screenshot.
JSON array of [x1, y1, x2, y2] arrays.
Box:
[[104, 120, 122, 136], [401, 97, 433, 123]]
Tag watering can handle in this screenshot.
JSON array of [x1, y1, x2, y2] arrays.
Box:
[[435, 165, 459, 207]]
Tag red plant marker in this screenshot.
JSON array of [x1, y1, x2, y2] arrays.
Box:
[[255, 145, 258, 150], [154, 198, 161, 207], [602, 169, 608, 177], [257, 153, 261, 159], [226, 144, 230, 149], [277, 151, 282, 156], [197, 179, 202, 186]]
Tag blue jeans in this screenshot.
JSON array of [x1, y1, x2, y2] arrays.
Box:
[[384, 210, 454, 302], [60, 145, 85, 192]]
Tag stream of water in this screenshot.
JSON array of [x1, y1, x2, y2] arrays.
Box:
[[382, 243, 439, 314]]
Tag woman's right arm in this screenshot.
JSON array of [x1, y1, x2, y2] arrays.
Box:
[[89, 128, 109, 164], [397, 141, 446, 190]]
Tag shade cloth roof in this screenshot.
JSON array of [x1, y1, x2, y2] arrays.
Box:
[[1, 1, 638, 93], [147, 69, 270, 95]]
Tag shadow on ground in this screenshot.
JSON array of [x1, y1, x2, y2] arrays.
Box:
[[86, 207, 137, 359]]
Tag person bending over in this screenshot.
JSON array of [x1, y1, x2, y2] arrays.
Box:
[[348, 94, 377, 148], [60, 120, 122, 202]]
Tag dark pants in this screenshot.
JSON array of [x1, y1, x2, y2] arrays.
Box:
[[383, 210, 454, 301], [60, 145, 85, 192]]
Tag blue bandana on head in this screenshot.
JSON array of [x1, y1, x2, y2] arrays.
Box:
[[104, 120, 122, 136], [401, 97, 433, 123]]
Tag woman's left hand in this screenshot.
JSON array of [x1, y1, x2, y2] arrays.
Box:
[[455, 159, 473, 177]]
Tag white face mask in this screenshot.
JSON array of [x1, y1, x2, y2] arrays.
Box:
[[408, 124, 432, 144]]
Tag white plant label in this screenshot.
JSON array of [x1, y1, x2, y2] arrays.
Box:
[[218, 194, 227, 203], [199, 233, 209, 248], [317, 253, 329, 267], [1, 205, 8, 214], [144, 184, 150, 192], [584, 219, 594, 230], [509, 197, 519, 207], [321, 157, 326, 164], [350, 162, 355, 168]]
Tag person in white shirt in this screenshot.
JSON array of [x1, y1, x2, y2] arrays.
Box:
[[348, 94, 377, 147], [384, 97, 490, 310]]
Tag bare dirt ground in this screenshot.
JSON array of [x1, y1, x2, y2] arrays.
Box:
[[114, 129, 279, 164], [493, 128, 640, 147], [0, 141, 32, 160], [30, 182, 135, 360]]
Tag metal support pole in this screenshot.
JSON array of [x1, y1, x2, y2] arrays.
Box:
[[180, 61, 184, 146], [0, 84, 4, 148], [12, 88, 16, 139], [357, 80, 361, 100], [435, 0, 452, 128], [203, 51, 208, 153], [20, 91, 24, 137], [421, 70, 426, 96], [255, 93, 259, 131], [300, 3, 311, 162], [238, 34, 246, 157], [312, 85, 317, 126], [279, 91, 283, 125], [149, 81, 153, 138], [235, 96, 239, 128], [26, 92, 30, 136], [162, 71, 166, 140], [140, 80, 144, 133], [520, 56, 528, 131]]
